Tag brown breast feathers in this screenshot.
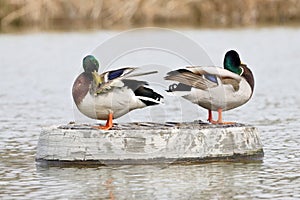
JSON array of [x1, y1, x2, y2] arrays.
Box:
[[72, 73, 91, 105], [241, 64, 254, 93]]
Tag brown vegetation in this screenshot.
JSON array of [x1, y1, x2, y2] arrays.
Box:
[[1, 0, 300, 31]]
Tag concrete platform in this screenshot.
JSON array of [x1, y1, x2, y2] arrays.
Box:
[[36, 122, 264, 166]]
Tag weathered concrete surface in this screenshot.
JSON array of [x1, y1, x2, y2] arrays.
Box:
[[36, 122, 264, 166]]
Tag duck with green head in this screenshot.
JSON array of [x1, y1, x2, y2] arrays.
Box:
[[165, 50, 254, 124], [72, 55, 164, 130]]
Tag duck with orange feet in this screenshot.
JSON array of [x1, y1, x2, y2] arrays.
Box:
[[165, 50, 254, 124], [72, 55, 163, 130]]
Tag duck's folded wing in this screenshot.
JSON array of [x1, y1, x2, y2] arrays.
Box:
[[188, 66, 242, 91], [94, 68, 158, 94], [187, 66, 242, 80], [164, 68, 218, 90], [165, 66, 242, 91], [105, 67, 158, 81]]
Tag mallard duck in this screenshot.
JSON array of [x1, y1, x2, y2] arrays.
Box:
[[165, 50, 254, 124], [72, 55, 163, 130]]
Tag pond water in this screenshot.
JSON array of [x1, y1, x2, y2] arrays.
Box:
[[0, 27, 299, 199]]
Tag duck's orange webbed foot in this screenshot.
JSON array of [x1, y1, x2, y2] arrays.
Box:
[[92, 113, 113, 130], [208, 109, 236, 125]]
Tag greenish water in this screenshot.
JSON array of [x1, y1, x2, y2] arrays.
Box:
[[0, 28, 299, 199]]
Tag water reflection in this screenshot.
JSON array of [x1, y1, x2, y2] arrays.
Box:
[[35, 162, 266, 199]]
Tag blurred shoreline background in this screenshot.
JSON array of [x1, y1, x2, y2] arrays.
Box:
[[1, 0, 300, 32]]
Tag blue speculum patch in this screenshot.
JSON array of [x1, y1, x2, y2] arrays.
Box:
[[108, 69, 125, 80], [204, 74, 218, 83]]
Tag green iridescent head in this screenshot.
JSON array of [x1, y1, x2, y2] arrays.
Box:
[[83, 55, 99, 73], [223, 50, 242, 75]]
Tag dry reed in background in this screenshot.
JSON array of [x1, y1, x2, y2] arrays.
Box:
[[1, 0, 300, 31]]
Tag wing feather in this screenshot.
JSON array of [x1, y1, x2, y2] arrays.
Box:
[[165, 68, 217, 90], [93, 67, 157, 95], [165, 66, 242, 91]]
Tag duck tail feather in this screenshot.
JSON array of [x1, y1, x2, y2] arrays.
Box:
[[134, 86, 164, 106]]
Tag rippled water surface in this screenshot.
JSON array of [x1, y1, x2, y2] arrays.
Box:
[[0, 28, 300, 199]]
